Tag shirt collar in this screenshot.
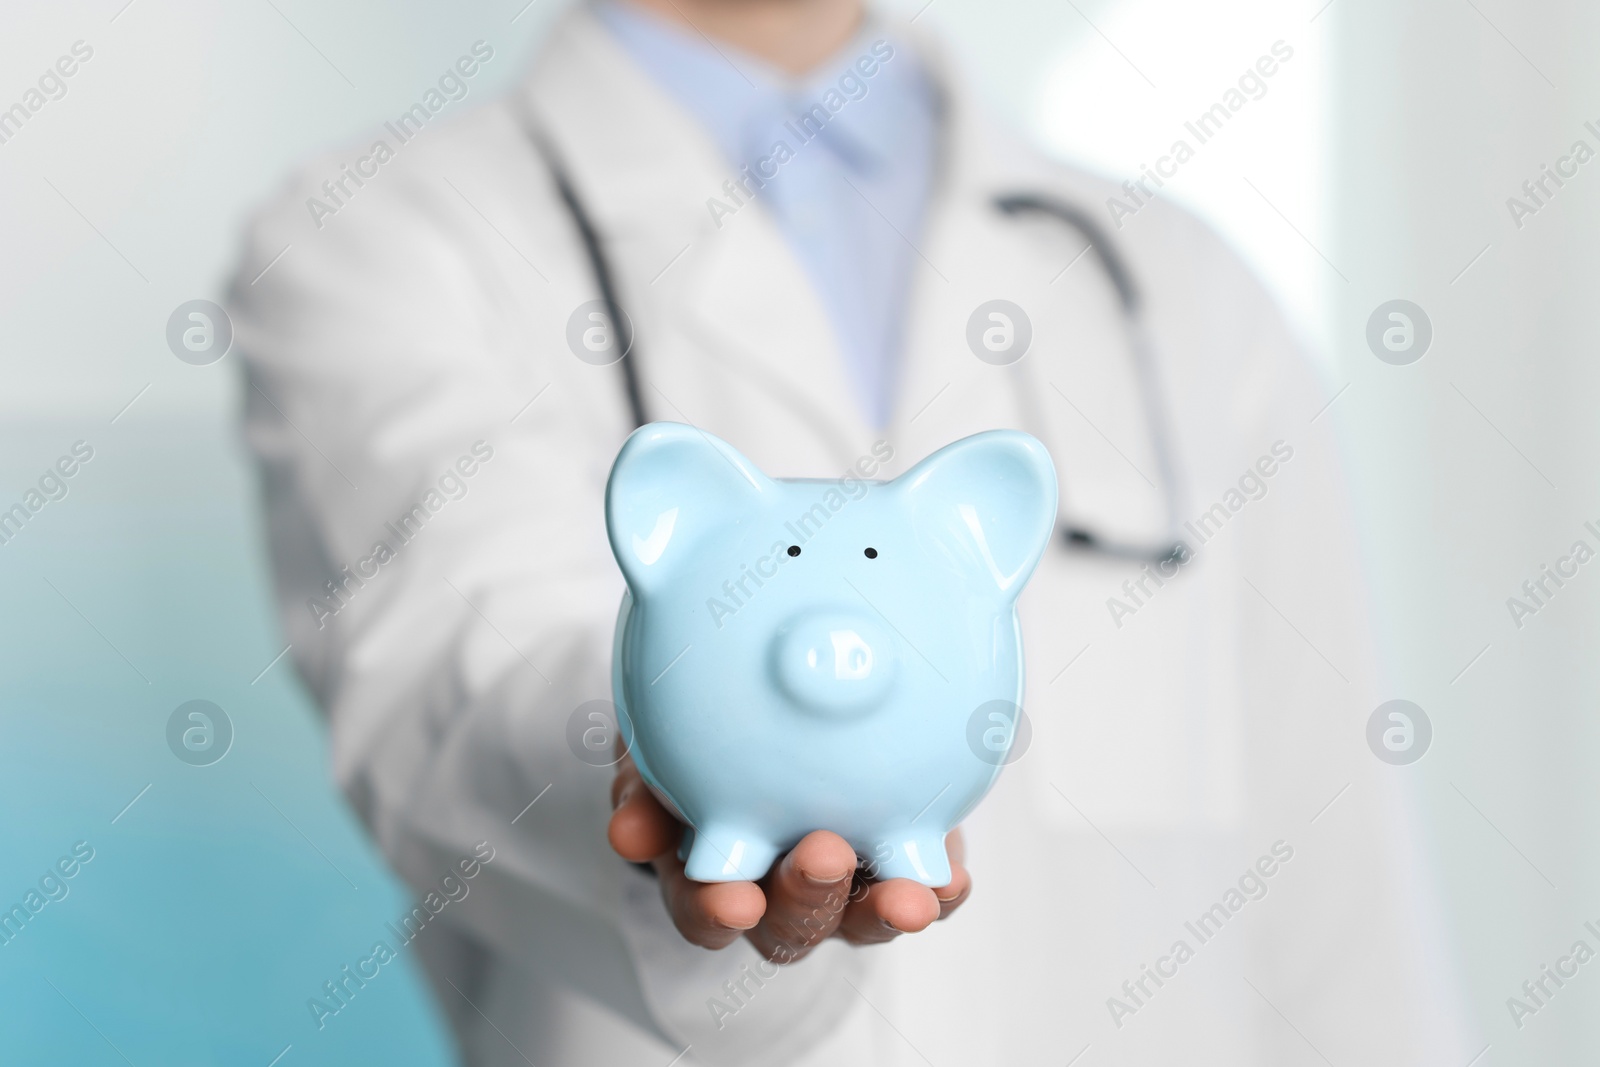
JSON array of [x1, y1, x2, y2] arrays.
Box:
[[597, 0, 929, 177]]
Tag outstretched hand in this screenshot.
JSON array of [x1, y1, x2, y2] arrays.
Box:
[[607, 754, 971, 962]]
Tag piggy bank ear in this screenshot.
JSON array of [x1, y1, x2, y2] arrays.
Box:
[[893, 430, 1058, 600], [605, 422, 773, 596]]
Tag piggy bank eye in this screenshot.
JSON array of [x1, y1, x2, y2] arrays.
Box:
[[863, 547, 878, 559], [787, 545, 801, 557]]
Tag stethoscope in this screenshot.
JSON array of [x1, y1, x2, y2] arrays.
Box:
[[530, 129, 1187, 566]]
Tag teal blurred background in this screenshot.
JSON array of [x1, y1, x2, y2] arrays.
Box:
[[0, 415, 456, 1064], [0, 413, 462, 1064], [1, 5, 555, 1060], [2, 0, 1597, 1063]]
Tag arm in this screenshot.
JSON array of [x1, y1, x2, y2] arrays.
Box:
[[228, 141, 707, 1041], [227, 128, 968, 1059]]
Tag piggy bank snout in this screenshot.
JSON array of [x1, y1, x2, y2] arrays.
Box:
[[772, 610, 898, 716]]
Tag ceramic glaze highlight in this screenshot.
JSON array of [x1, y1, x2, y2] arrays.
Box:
[[605, 423, 1057, 886]]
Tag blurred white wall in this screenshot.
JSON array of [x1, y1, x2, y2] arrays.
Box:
[[1325, 1, 1600, 1061], [929, 0, 1331, 358], [0, 0, 562, 421]]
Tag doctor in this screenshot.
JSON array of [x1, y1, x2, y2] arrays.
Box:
[[229, 0, 1471, 1063]]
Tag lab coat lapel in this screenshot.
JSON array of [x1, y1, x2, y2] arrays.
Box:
[[516, 8, 868, 453], [887, 100, 1050, 466]]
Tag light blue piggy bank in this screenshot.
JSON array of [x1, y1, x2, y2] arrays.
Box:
[[606, 423, 1057, 887]]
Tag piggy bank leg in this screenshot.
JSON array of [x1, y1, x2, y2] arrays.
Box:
[[683, 824, 780, 883], [868, 831, 952, 888], [676, 826, 695, 864]]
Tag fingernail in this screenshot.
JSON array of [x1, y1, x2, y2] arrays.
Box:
[[715, 917, 759, 931], [613, 785, 634, 811], [798, 866, 849, 887]]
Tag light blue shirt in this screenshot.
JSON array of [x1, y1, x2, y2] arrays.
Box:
[[600, 1, 938, 428]]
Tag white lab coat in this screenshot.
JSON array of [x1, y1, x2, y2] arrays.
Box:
[[229, 5, 1473, 1065]]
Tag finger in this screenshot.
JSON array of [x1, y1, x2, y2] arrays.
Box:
[[656, 857, 766, 950], [606, 753, 768, 949], [837, 877, 941, 946], [607, 764, 679, 863], [746, 831, 857, 963]]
